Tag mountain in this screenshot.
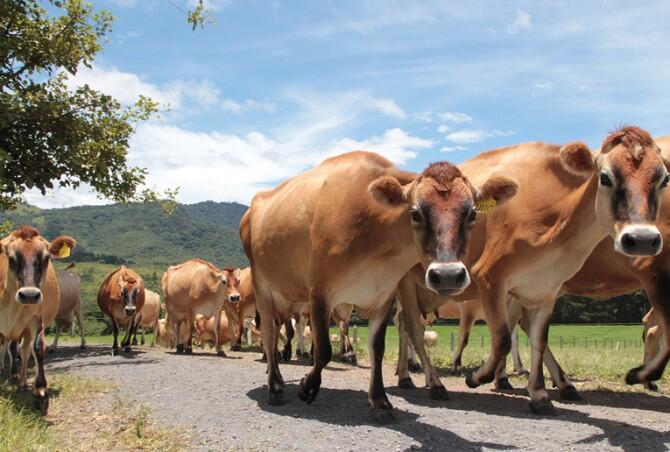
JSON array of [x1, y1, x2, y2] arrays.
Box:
[[0, 201, 249, 268]]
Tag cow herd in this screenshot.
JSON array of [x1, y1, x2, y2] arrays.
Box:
[[0, 126, 669, 424]]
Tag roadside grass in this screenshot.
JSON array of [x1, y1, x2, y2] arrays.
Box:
[[0, 371, 188, 451]]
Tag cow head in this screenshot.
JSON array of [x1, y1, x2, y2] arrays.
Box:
[[222, 267, 242, 304], [369, 163, 517, 296], [1, 225, 75, 305], [117, 269, 143, 317], [561, 127, 670, 257]]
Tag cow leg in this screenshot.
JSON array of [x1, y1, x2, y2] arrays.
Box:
[[48, 325, 62, 353], [395, 308, 415, 388], [214, 310, 224, 357], [643, 320, 661, 391], [524, 302, 557, 415], [31, 318, 49, 415], [367, 295, 395, 423], [494, 298, 523, 390], [132, 324, 139, 346], [298, 294, 332, 405], [231, 313, 243, 351], [19, 335, 32, 390], [185, 318, 195, 355], [511, 325, 528, 376], [121, 316, 135, 353], [9, 340, 20, 381], [403, 307, 448, 400], [281, 318, 294, 361], [296, 316, 308, 358], [338, 321, 357, 365], [626, 275, 670, 387], [466, 283, 510, 388], [75, 304, 87, 350], [260, 307, 283, 405], [453, 310, 476, 371], [111, 320, 120, 356]]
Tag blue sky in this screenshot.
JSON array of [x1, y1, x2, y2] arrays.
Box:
[[27, 0, 670, 207]]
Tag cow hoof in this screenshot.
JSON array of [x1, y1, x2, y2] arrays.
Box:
[[281, 349, 292, 362], [397, 377, 416, 389], [465, 373, 480, 389], [184, 348, 193, 355], [370, 407, 396, 424], [645, 381, 659, 392], [47, 347, 56, 354], [625, 366, 643, 385], [33, 394, 49, 416], [529, 398, 557, 416], [230, 344, 241, 352], [340, 353, 357, 366], [495, 378, 514, 390], [123, 346, 131, 353], [80, 344, 88, 350], [217, 350, 227, 358], [111, 348, 119, 356], [408, 361, 422, 373], [267, 390, 284, 406], [132, 339, 138, 346], [559, 386, 582, 401], [297, 374, 321, 404], [428, 386, 450, 401]]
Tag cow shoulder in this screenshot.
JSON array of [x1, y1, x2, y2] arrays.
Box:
[[188, 264, 221, 300]]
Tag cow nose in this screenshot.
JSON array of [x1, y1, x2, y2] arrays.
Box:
[[229, 294, 241, 303], [125, 306, 136, 317], [425, 263, 470, 295], [619, 227, 663, 256], [16, 287, 43, 304]]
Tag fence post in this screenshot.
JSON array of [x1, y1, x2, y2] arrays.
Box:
[[450, 332, 454, 352]]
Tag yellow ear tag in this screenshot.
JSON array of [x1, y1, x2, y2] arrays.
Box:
[[58, 244, 71, 258], [475, 197, 497, 213]]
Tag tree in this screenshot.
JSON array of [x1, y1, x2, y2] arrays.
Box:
[[0, 0, 162, 211]]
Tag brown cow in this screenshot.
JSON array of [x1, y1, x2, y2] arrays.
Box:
[[49, 264, 86, 351], [434, 127, 669, 415], [241, 150, 517, 420], [162, 259, 241, 356], [230, 267, 257, 351], [154, 315, 177, 348], [132, 289, 160, 346], [0, 225, 75, 414], [193, 311, 236, 348], [97, 266, 146, 355]]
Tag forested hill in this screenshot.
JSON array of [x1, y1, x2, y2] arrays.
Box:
[[0, 201, 248, 268]]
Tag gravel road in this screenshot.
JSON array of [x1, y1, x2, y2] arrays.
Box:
[[46, 345, 670, 451]]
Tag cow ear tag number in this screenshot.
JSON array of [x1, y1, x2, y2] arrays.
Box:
[[475, 197, 496, 213], [59, 244, 71, 258]]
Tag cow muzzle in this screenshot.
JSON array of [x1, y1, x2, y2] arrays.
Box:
[[425, 262, 470, 296], [125, 306, 137, 317], [616, 225, 663, 257], [229, 294, 241, 303], [15, 287, 43, 305]]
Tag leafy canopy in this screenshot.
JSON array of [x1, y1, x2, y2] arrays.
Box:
[[0, 0, 164, 210]]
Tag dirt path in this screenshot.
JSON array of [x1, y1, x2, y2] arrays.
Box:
[[46, 345, 670, 451]]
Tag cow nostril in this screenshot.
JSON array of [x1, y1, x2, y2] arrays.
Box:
[[427, 269, 441, 286], [455, 267, 466, 285], [652, 235, 661, 249], [621, 233, 636, 250]]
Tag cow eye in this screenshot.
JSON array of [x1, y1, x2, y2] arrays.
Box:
[[661, 174, 669, 188], [410, 208, 423, 224], [599, 172, 613, 187], [466, 208, 477, 223]]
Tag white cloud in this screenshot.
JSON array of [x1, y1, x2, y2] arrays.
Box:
[[220, 98, 276, 113], [438, 111, 473, 123], [326, 128, 432, 165], [441, 145, 467, 153], [363, 96, 406, 119], [186, 0, 232, 12], [535, 81, 553, 90], [507, 9, 532, 34], [445, 129, 513, 143], [437, 124, 450, 133]]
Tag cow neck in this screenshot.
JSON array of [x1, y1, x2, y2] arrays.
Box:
[[561, 172, 608, 253]]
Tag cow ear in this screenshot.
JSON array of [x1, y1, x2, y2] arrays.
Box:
[[476, 176, 518, 212], [560, 141, 594, 176], [48, 235, 76, 259], [368, 176, 407, 206]]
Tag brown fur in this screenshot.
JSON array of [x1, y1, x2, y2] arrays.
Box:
[[602, 126, 656, 155]]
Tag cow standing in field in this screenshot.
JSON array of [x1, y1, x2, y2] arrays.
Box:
[[193, 310, 236, 348], [132, 289, 160, 346], [241, 150, 517, 420], [97, 266, 145, 355], [49, 263, 86, 351], [230, 267, 256, 351], [422, 127, 668, 415], [0, 225, 75, 414], [163, 260, 241, 356]]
